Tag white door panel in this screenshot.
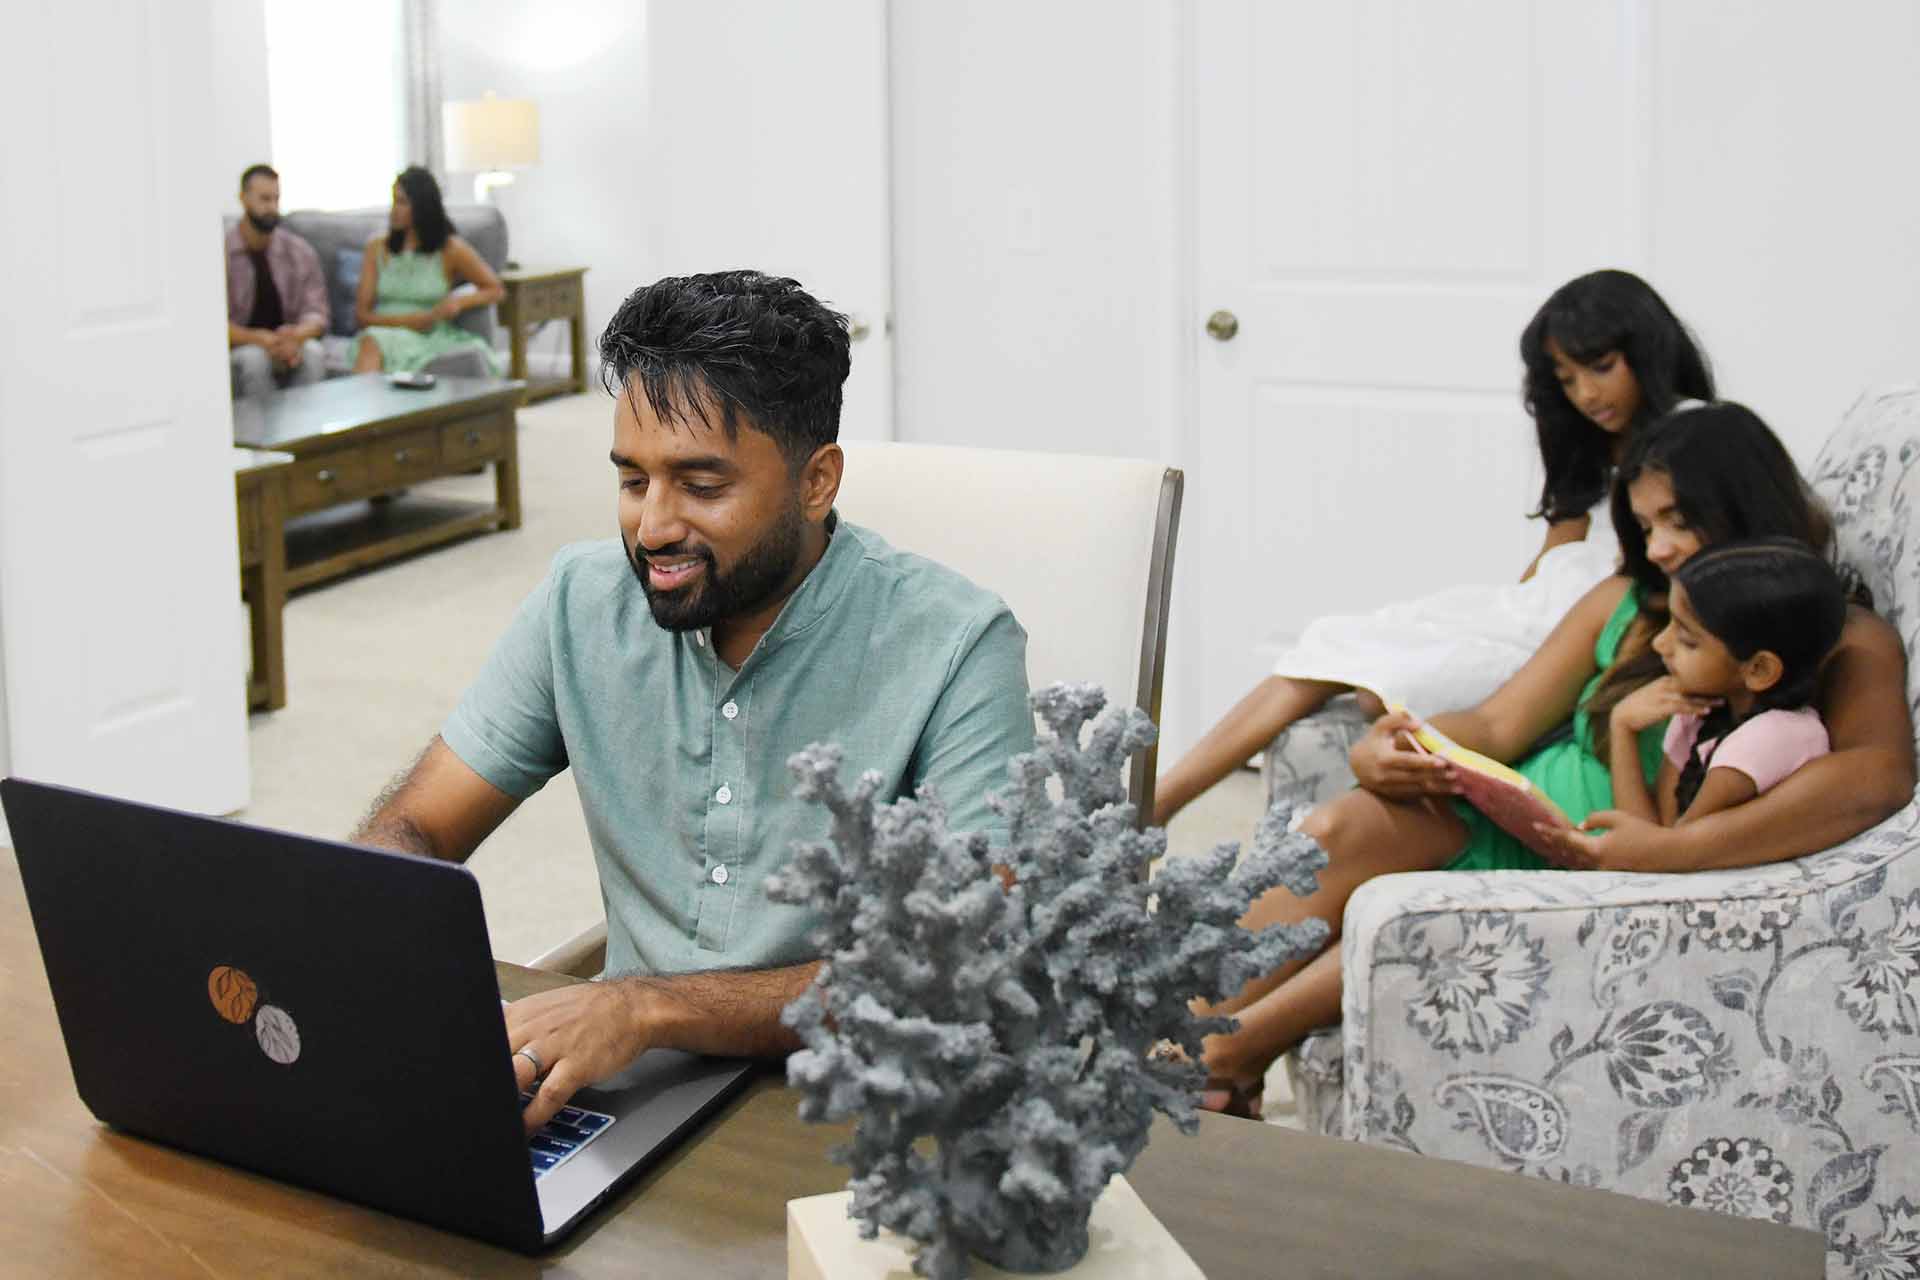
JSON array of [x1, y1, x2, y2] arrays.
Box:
[[1173, 0, 1643, 755], [643, 0, 893, 442], [0, 0, 249, 813]]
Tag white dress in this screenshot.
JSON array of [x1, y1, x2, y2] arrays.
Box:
[[1269, 500, 1620, 715]]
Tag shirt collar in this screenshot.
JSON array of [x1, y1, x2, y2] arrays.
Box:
[[706, 511, 862, 667], [226, 223, 274, 258]]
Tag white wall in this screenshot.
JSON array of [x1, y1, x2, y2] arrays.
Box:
[[439, 1, 895, 439], [1646, 2, 1920, 464], [888, 0, 1180, 460], [209, 0, 272, 205], [440, 1, 650, 356]]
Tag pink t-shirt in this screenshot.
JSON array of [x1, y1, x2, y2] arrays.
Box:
[[1663, 706, 1831, 794]]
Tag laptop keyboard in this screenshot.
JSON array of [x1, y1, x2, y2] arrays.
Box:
[[520, 1096, 616, 1180]]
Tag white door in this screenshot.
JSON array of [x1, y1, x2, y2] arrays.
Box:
[[0, 0, 250, 815], [642, 0, 893, 442], [1171, 0, 1647, 755]]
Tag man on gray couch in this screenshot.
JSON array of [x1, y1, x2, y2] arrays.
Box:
[[225, 163, 329, 400]]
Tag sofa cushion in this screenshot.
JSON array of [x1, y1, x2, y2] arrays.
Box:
[[279, 204, 508, 343]]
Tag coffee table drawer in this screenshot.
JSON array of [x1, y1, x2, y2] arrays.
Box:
[[370, 427, 441, 490], [441, 414, 510, 466], [289, 450, 371, 513]]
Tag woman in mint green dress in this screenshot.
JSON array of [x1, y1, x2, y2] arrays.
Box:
[[1195, 403, 1916, 1117], [351, 166, 503, 375]]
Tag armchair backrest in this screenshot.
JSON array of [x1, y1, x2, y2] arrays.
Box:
[[833, 443, 1183, 823], [1809, 385, 1920, 726]]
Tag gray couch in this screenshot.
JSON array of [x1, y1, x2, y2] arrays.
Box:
[[226, 203, 509, 379]]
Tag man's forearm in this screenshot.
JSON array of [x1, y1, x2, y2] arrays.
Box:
[[228, 321, 266, 349], [611, 961, 821, 1059], [285, 317, 326, 343], [351, 809, 442, 859]]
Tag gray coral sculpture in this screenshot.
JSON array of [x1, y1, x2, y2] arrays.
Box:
[[768, 682, 1330, 1279]]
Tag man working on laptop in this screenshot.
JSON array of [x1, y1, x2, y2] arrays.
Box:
[[354, 270, 1032, 1131]]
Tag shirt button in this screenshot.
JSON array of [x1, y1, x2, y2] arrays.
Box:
[[722, 701, 739, 720], [715, 784, 733, 804], [711, 864, 730, 885], [694, 632, 706, 648]]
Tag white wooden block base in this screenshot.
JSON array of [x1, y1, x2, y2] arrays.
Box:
[[786, 1174, 1205, 1279]]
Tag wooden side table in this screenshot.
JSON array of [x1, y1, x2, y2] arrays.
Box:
[[498, 267, 589, 402], [234, 447, 295, 711]]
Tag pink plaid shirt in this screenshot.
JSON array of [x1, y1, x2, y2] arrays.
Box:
[[224, 223, 330, 332]]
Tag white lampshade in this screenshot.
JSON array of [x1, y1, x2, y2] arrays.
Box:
[[443, 94, 540, 172]]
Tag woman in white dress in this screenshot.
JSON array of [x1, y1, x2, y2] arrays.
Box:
[[1153, 270, 1715, 826]]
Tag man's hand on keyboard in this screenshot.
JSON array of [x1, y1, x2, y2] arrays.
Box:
[[505, 982, 654, 1133]]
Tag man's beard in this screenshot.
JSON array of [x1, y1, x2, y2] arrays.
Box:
[[246, 211, 280, 234], [628, 500, 806, 633]]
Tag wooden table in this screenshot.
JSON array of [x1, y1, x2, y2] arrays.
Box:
[[234, 447, 294, 710], [498, 267, 589, 403], [0, 850, 1822, 1278], [231, 374, 524, 592]]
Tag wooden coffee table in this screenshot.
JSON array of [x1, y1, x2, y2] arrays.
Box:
[[231, 374, 525, 592], [234, 447, 295, 710]]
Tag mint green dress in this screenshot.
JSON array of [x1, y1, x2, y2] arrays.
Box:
[[358, 249, 500, 375], [1446, 585, 1669, 871]]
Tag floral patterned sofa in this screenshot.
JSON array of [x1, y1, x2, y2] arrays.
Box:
[[1262, 386, 1920, 1276]]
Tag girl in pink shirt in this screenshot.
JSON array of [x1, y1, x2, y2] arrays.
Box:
[[1604, 537, 1847, 826]]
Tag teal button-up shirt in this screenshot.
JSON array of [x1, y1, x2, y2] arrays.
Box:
[[442, 517, 1033, 977]]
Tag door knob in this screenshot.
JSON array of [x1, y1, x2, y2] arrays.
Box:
[[848, 316, 872, 343], [1206, 310, 1240, 341]]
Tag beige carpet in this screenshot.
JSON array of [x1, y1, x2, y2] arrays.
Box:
[[238, 390, 1275, 970]]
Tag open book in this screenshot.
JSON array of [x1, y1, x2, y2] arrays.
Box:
[[1391, 707, 1573, 858]]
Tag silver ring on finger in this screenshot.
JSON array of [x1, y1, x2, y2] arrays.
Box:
[[514, 1045, 547, 1083]]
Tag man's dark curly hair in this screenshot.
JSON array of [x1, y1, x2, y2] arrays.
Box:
[[598, 270, 851, 466]]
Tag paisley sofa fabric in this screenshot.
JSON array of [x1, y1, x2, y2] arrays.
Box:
[[1265, 387, 1920, 1277]]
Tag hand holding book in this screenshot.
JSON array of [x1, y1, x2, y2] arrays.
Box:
[[1388, 705, 1574, 859]]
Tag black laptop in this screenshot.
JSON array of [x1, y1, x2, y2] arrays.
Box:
[[1, 777, 757, 1252]]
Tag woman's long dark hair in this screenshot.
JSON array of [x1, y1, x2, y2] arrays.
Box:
[[1669, 538, 1847, 813], [1585, 402, 1833, 753], [1521, 270, 1715, 522], [387, 165, 455, 255]]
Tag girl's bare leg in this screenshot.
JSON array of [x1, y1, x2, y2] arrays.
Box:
[[353, 334, 384, 373], [1198, 787, 1466, 1086], [1202, 945, 1345, 1095], [1153, 677, 1352, 827]]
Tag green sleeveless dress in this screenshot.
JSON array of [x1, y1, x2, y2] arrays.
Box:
[[1446, 584, 1668, 871], [357, 248, 500, 375]]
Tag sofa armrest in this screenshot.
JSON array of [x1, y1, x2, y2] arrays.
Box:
[[1332, 798, 1920, 1176]]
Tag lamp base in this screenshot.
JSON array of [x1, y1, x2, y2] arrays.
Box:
[[471, 171, 516, 204]]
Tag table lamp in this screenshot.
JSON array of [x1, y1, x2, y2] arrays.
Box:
[[443, 92, 540, 204]]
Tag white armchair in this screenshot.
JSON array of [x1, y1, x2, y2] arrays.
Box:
[[833, 441, 1183, 822], [1271, 387, 1920, 1275]]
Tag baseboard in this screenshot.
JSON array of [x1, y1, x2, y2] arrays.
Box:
[[501, 335, 600, 387]]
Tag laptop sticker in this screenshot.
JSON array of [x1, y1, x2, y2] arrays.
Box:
[[208, 965, 258, 1023], [254, 1005, 302, 1065], [206, 964, 303, 1066]]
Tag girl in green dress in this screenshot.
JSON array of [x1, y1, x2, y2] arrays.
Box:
[[1198, 403, 1916, 1118], [351, 167, 504, 376]]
